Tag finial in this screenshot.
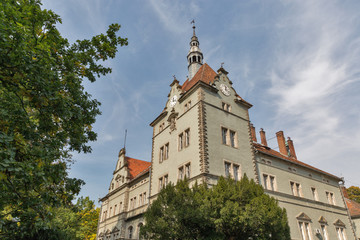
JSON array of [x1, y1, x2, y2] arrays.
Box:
[[221, 62, 224, 68], [173, 75, 177, 80], [191, 19, 196, 36]]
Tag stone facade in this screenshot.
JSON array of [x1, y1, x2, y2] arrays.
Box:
[[96, 29, 357, 240]]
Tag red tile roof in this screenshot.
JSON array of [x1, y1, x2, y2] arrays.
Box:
[[181, 63, 217, 92], [126, 157, 151, 180], [253, 142, 340, 180], [346, 198, 360, 218]]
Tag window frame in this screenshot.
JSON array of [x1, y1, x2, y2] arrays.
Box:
[[159, 143, 169, 163], [325, 191, 336, 205], [222, 102, 231, 112], [311, 187, 318, 201], [178, 128, 190, 151], [298, 221, 312, 240], [159, 174, 169, 191], [290, 181, 303, 197], [224, 160, 241, 180], [178, 162, 191, 180], [221, 126, 238, 148], [263, 173, 277, 191]]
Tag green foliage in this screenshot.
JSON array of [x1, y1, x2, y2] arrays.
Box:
[[0, 0, 127, 238], [50, 196, 100, 240], [141, 176, 291, 240], [347, 186, 360, 203]]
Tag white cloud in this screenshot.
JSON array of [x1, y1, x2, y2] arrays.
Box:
[[267, 0, 360, 179], [148, 0, 200, 35]]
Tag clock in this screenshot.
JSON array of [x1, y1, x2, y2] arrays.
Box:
[[220, 84, 230, 96], [169, 95, 178, 107]]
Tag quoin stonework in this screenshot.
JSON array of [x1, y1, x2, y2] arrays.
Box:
[[96, 25, 358, 240]]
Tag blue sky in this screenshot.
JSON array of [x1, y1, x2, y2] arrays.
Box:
[[42, 0, 360, 204]]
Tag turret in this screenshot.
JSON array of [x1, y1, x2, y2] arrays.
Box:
[[187, 22, 203, 79]]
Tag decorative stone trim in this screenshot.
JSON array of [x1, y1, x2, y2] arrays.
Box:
[[197, 89, 209, 179], [246, 111, 259, 184]]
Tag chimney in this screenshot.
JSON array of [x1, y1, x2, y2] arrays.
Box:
[[287, 137, 297, 159], [250, 124, 257, 142], [259, 128, 267, 146], [276, 131, 287, 156]]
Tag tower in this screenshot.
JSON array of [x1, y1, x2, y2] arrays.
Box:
[[149, 25, 256, 197], [187, 23, 203, 80]]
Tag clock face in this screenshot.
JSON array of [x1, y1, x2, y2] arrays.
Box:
[[169, 95, 178, 107], [220, 84, 230, 96]]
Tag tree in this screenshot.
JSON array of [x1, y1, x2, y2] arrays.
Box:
[[141, 176, 291, 240], [0, 0, 127, 238], [347, 186, 360, 203], [50, 196, 100, 240]]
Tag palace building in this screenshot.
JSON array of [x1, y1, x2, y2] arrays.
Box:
[[96, 26, 357, 240]]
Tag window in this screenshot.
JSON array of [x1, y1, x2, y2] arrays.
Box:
[[128, 226, 133, 239], [179, 133, 183, 150], [185, 163, 191, 178], [143, 192, 146, 205], [263, 174, 276, 191], [137, 223, 143, 239], [185, 129, 190, 147], [222, 128, 227, 145], [326, 191, 336, 205], [119, 202, 122, 213], [221, 127, 237, 147], [321, 224, 329, 240], [233, 164, 240, 181], [109, 207, 112, 217], [178, 166, 184, 180], [139, 193, 143, 206], [159, 143, 169, 162], [185, 101, 191, 111], [299, 221, 312, 240], [133, 197, 136, 209], [114, 205, 117, 216], [336, 227, 347, 240], [224, 161, 240, 180], [225, 162, 231, 178], [159, 174, 168, 190], [290, 181, 302, 197], [178, 163, 191, 180], [165, 143, 169, 160], [229, 130, 236, 147], [130, 198, 133, 210], [222, 102, 231, 112], [311, 187, 318, 201], [179, 129, 190, 150]]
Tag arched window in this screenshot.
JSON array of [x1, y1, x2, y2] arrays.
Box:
[[197, 56, 200, 62], [128, 226, 133, 239], [192, 56, 196, 62], [189, 57, 191, 63], [138, 223, 143, 239]]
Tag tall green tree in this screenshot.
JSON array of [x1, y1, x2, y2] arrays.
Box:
[[0, 0, 127, 239], [347, 186, 360, 203], [50, 196, 100, 240], [141, 176, 290, 240]]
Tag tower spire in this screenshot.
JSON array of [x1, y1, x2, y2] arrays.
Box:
[[187, 20, 203, 80], [191, 19, 196, 36]]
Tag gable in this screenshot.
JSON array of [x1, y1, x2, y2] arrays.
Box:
[[296, 212, 312, 222]]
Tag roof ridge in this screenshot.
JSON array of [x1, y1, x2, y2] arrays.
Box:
[[200, 63, 206, 82]]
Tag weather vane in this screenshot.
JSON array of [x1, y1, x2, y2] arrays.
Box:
[[173, 75, 176, 80], [191, 19, 195, 26], [221, 62, 225, 68]]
